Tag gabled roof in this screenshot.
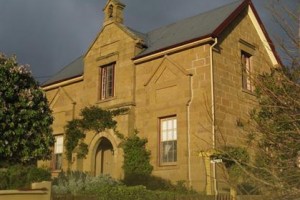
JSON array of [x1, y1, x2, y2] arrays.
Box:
[[43, 0, 279, 87], [43, 56, 83, 86], [135, 0, 245, 58]]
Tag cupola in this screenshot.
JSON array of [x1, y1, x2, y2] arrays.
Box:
[[103, 0, 125, 26]]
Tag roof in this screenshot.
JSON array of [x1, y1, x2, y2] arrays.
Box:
[[44, 0, 278, 87], [136, 0, 245, 58], [42, 56, 83, 86]]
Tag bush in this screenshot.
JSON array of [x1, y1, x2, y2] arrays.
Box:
[[27, 166, 51, 183], [123, 174, 172, 191], [0, 170, 8, 189], [52, 171, 88, 195], [52, 171, 197, 200], [7, 165, 29, 189], [84, 174, 122, 195], [52, 171, 121, 196], [0, 165, 51, 189], [121, 131, 154, 187]]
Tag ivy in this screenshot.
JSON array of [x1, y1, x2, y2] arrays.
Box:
[[64, 106, 127, 162], [64, 106, 154, 187]]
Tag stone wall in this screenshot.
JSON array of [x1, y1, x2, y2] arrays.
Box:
[[0, 181, 51, 200]]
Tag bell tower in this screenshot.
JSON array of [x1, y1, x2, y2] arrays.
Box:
[[103, 0, 125, 26]]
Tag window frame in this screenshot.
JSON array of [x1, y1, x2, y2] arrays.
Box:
[[241, 51, 253, 92], [159, 116, 177, 166], [100, 63, 115, 100], [53, 135, 63, 171]]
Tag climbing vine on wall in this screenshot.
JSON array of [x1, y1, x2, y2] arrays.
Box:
[[64, 106, 127, 162]]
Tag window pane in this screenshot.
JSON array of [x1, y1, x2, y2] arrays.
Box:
[[54, 136, 63, 154], [173, 130, 177, 140], [241, 52, 252, 91], [167, 120, 172, 129], [162, 121, 167, 131], [162, 131, 167, 141], [55, 154, 62, 170], [162, 141, 177, 163], [54, 135, 63, 170], [173, 119, 177, 129]]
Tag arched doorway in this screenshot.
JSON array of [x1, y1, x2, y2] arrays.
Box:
[[95, 137, 114, 176]]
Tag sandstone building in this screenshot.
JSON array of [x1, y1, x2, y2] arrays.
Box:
[[41, 0, 280, 194]]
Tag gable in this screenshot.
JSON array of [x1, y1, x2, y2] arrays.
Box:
[[49, 87, 76, 110], [134, 0, 280, 66], [247, 4, 279, 66], [85, 23, 143, 59], [144, 56, 192, 87]]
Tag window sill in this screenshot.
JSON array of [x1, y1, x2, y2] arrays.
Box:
[[242, 88, 256, 96], [96, 96, 117, 104], [51, 169, 62, 173], [158, 163, 178, 169]]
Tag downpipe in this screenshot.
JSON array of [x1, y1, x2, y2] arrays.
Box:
[[210, 38, 218, 199]]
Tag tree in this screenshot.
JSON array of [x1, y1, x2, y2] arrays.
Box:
[[121, 130, 153, 185], [218, 67, 300, 198], [0, 53, 54, 165], [217, 1, 300, 198]]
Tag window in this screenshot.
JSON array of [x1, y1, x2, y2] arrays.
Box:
[[241, 51, 253, 91], [160, 117, 177, 164], [108, 5, 113, 18], [53, 135, 63, 170], [100, 63, 115, 100]]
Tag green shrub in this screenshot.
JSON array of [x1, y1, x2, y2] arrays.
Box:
[[84, 185, 175, 200], [7, 165, 29, 189], [0, 170, 8, 189], [121, 131, 153, 186], [1, 165, 51, 189], [52, 171, 198, 200], [123, 175, 172, 190], [27, 166, 51, 183]]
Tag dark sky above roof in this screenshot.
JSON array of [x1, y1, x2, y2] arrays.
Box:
[[0, 0, 296, 83], [42, 56, 83, 86]]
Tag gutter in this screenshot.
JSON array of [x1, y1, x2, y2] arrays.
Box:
[[133, 37, 215, 64], [42, 76, 83, 91]]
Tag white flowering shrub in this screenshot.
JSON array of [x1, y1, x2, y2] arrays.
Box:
[[52, 171, 121, 196], [0, 53, 54, 165]]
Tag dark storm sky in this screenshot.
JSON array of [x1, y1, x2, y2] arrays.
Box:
[[0, 0, 296, 83]]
